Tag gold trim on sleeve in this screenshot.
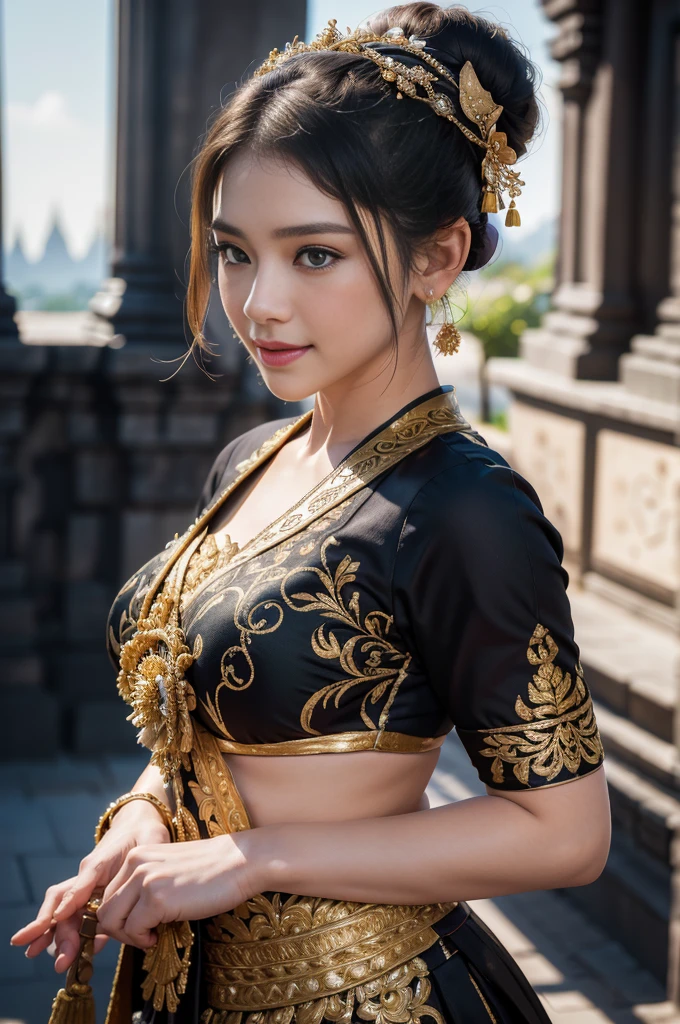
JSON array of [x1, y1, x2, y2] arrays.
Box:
[[214, 730, 447, 756], [477, 624, 604, 786]]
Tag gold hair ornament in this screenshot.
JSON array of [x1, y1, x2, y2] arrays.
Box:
[[255, 19, 524, 226]]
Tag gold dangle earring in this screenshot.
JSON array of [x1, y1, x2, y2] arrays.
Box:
[[427, 288, 462, 356]]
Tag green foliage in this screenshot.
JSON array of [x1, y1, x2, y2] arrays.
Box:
[[460, 255, 554, 362]]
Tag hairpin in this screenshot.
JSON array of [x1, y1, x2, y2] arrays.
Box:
[[255, 19, 524, 225]]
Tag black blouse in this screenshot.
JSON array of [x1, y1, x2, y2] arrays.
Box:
[[107, 385, 603, 791]]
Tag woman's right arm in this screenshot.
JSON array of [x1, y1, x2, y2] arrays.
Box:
[[10, 762, 172, 972]]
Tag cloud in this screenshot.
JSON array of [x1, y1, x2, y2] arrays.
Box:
[[7, 91, 77, 131]]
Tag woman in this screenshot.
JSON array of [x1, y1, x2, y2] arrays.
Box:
[[12, 5, 610, 1023]]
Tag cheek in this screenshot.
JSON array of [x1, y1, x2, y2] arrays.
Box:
[[217, 269, 248, 325], [309, 264, 393, 356]]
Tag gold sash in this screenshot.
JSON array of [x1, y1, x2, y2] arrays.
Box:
[[203, 897, 455, 1023]]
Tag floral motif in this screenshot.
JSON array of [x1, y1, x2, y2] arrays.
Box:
[[281, 536, 411, 735], [181, 532, 241, 611], [117, 550, 202, 785], [478, 624, 604, 786]]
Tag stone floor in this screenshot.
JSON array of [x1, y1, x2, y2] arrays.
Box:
[[0, 737, 678, 1024]]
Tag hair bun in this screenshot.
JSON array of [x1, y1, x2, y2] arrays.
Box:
[[366, 4, 542, 161], [466, 221, 499, 271]]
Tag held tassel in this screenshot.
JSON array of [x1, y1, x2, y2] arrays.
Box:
[[481, 190, 498, 214], [48, 984, 95, 1024], [505, 200, 521, 227], [47, 898, 101, 1024]]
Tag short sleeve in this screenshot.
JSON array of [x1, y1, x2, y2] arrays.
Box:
[[392, 457, 604, 791]]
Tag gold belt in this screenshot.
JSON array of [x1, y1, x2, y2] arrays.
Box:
[[203, 895, 456, 1015]]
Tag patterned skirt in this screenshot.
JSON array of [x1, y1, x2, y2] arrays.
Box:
[[114, 893, 549, 1024]]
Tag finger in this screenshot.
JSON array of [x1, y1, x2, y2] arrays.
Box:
[[94, 933, 110, 955], [120, 901, 159, 949], [24, 927, 55, 959], [102, 851, 140, 904], [52, 914, 85, 973], [98, 879, 142, 945], [11, 879, 79, 945], [52, 865, 103, 921], [102, 842, 168, 904]]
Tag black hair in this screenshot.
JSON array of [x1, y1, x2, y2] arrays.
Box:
[[188, 2, 542, 349]]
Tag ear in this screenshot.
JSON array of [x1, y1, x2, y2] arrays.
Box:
[[411, 217, 471, 304]]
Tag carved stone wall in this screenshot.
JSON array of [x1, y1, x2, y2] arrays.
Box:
[[508, 402, 586, 555], [490, 0, 680, 996], [0, 0, 307, 760]]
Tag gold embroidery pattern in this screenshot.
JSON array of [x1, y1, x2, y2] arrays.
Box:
[[188, 724, 251, 837], [233, 421, 308, 477], [467, 973, 497, 1023], [281, 537, 411, 735], [141, 920, 194, 1013], [142, 389, 472, 623], [192, 504, 361, 741], [181, 533, 241, 611], [236, 394, 474, 563], [202, 957, 443, 1024], [202, 894, 452, 1024], [117, 542, 203, 784], [478, 624, 604, 786]]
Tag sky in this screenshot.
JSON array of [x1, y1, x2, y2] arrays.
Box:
[[3, 0, 560, 262]]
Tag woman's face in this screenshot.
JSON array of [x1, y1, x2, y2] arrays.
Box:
[[212, 150, 418, 403]]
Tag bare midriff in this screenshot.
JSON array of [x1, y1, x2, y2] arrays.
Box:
[[223, 748, 440, 828]]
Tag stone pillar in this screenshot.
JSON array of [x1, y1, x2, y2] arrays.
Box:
[[524, 0, 649, 379], [88, 0, 307, 346], [620, 27, 680, 411], [65, 0, 307, 755]]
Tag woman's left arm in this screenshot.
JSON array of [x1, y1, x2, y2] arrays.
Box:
[[247, 765, 610, 905], [96, 765, 609, 948]]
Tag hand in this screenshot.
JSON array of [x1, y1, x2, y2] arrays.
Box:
[[10, 800, 172, 973], [98, 833, 254, 948]]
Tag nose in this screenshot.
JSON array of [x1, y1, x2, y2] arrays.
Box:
[[242, 261, 292, 326]]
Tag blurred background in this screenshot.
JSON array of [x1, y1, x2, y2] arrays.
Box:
[[1, 1, 679, 1022]]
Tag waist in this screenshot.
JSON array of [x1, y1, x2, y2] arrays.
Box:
[[203, 893, 458, 1012]]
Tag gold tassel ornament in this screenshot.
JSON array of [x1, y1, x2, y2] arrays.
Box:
[[47, 897, 101, 1024], [481, 189, 499, 214], [505, 200, 521, 227]]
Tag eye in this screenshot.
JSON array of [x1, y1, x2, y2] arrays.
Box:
[[296, 247, 340, 270], [212, 242, 250, 265]]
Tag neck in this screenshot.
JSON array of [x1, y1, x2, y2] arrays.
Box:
[[305, 312, 441, 464]]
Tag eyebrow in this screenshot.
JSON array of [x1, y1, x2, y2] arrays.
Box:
[[211, 218, 355, 239]]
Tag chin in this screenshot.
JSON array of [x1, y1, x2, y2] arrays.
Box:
[[259, 370, 317, 404]]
